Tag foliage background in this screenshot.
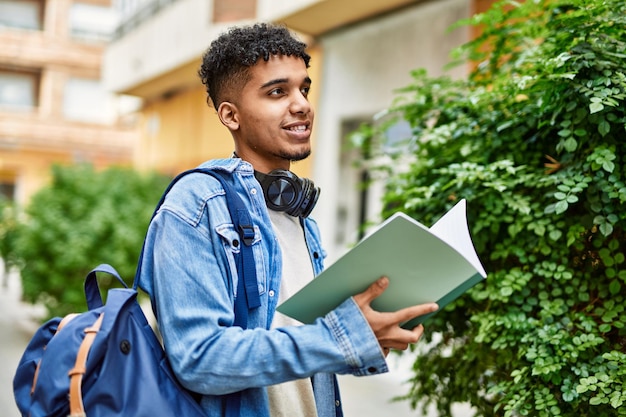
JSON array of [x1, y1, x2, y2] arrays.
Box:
[[15, 164, 170, 318], [0, 196, 20, 287], [355, 0, 626, 416]]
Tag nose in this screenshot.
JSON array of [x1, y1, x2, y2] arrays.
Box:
[[289, 91, 311, 115]]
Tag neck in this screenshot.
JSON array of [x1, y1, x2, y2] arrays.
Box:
[[232, 150, 290, 173]]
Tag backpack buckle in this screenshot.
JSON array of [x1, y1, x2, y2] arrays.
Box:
[[238, 224, 255, 246]]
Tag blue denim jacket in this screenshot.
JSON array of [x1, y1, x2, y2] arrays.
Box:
[[137, 158, 387, 417]]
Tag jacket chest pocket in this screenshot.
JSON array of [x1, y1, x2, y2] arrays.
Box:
[[215, 224, 266, 299]]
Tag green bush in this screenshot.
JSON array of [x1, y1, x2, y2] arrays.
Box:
[[356, 0, 626, 415], [0, 196, 20, 286], [16, 164, 170, 319]]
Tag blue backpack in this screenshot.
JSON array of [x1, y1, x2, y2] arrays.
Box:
[[13, 168, 259, 417]]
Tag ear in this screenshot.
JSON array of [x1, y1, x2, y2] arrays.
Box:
[[217, 101, 240, 131]]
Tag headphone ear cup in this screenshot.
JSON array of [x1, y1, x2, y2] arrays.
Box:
[[264, 173, 300, 212], [255, 170, 319, 217], [297, 178, 320, 218]]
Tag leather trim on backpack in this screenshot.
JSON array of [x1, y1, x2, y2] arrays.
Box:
[[67, 313, 104, 417]]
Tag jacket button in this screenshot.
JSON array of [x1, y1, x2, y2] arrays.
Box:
[[120, 340, 131, 355], [313, 251, 319, 259], [367, 367, 377, 373]]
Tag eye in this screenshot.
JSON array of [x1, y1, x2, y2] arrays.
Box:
[[301, 86, 310, 97], [268, 88, 285, 96]]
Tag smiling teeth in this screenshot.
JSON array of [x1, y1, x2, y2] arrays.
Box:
[[289, 125, 306, 132]]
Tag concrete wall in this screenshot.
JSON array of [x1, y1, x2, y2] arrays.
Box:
[[257, 0, 318, 21], [104, 0, 244, 96], [312, 0, 470, 260]]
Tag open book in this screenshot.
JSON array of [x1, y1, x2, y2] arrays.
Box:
[[277, 199, 487, 329]]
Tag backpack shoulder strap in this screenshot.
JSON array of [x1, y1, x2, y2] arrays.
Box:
[[134, 168, 260, 328]]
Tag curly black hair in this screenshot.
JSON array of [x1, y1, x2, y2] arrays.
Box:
[[198, 23, 311, 108]]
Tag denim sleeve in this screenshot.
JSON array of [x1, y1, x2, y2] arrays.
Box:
[[322, 297, 389, 376], [143, 209, 388, 396]]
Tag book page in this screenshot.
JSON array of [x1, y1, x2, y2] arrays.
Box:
[[429, 200, 487, 277]]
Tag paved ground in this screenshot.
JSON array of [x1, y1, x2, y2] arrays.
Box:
[[338, 355, 439, 416], [0, 270, 46, 417], [0, 269, 473, 417]]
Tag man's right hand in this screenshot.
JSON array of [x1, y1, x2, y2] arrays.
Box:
[[353, 276, 438, 356]]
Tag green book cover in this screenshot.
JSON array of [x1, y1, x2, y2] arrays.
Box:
[[277, 199, 487, 329]]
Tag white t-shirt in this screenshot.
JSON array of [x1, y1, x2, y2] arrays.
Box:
[[266, 210, 319, 417]]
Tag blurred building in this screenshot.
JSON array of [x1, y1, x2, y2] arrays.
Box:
[[103, 0, 492, 260], [0, 0, 140, 206]]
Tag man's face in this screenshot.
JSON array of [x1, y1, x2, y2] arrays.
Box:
[[223, 55, 314, 173]]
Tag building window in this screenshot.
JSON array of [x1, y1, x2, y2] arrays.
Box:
[[0, 0, 44, 30], [336, 116, 413, 247], [63, 77, 115, 124], [335, 118, 371, 248], [213, 0, 256, 23], [0, 68, 40, 110], [69, 3, 120, 42]]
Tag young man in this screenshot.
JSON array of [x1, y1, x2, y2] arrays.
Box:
[[137, 23, 438, 417]]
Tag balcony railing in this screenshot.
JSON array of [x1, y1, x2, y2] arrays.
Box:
[[112, 0, 180, 40]]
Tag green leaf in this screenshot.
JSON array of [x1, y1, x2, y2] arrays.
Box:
[[600, 222, 614, 236], [598, 119, 611, 136], [549, 229, 562, 241], [555, 201, 569, 214], [589, 102, 604, 114], [564, 137, 578, 152], [589, 397, 603, 406]]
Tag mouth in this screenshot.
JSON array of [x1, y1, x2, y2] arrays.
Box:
[[283, 121, 310, 132], [285, 125, 308, 132]]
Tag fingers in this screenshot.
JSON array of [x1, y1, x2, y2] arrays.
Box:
[[353, 276, 389, 308], [391, 302, 439, 326], [380, 324, 426, 355], [354, 277, 439, 323], [352, 276, 439, 357], [375, 305, 436, 351], [378, 324, 425, 349]]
